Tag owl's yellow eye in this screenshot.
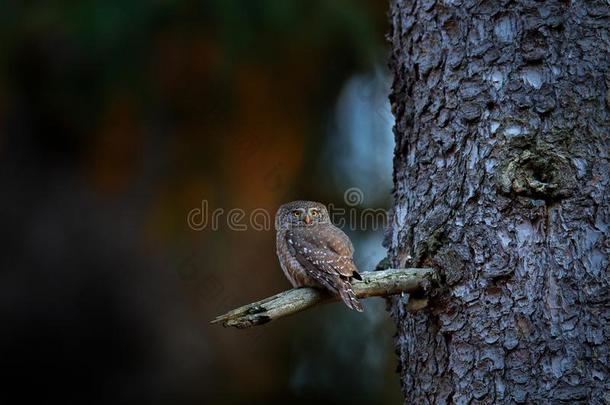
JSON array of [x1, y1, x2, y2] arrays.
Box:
[[292, 211, 300, 217], [311, 210, 318, 216]]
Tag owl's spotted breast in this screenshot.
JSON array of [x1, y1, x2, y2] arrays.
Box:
[[276, 229, 318, 288]]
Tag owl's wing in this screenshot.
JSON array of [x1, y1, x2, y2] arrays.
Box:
[[324, 226, 355, 257], [285, 227, 363, 311], [286, 226, 359, 279]]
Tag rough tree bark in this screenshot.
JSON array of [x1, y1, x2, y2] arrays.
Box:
[[386, 0, 609, 403]]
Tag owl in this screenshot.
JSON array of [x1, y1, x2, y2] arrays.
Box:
[[275, 200, 363, 311]]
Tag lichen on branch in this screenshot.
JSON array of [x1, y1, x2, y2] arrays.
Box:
[[211, 267, 437, 329]]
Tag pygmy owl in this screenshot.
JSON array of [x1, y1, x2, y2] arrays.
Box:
[[275, 200, 363, 311]]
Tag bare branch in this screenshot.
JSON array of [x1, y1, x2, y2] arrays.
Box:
[[211, 268, 437, 329]]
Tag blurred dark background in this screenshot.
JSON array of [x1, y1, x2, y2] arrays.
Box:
[[0, 1, 398, 403]]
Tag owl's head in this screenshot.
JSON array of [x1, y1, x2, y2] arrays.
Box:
[[275, 200, 330, 229]]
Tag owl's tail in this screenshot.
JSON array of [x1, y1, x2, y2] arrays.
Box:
[[338, 279, 363, 312]]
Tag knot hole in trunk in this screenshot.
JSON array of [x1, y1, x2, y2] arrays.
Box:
[[497, 148, 576, 202]]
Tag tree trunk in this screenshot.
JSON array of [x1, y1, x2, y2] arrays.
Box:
[[386, 0, 609, 403]]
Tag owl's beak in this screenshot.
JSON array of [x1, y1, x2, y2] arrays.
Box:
[[304, 215, 312, 225]]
